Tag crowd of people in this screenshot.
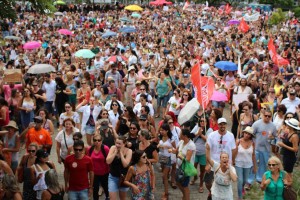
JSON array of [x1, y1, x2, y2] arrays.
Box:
[[0, 1, 299, 200]]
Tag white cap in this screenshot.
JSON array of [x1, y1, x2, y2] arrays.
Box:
[[217, 118, 227, 124]]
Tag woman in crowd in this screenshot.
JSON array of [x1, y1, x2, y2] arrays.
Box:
[[233, 126, 257, 200], [166, 88, 181, 117], [124, 65, 138, 106], [158, 123, 175, 200], [55, 118, 79, 164], [31, 149, 55, 200], [17, 143, 37, 200], [59, 102, 80, 130], [37, 108, 54, 135], [155, 71, 172, 118], [65, 71, 77, 110], [2, 121, 20, 173], [277, 118, 299, 177], [209, 108, 222, 131], [88, 134, 110, 200], [138, 129, 158, 164], [76, 97, 102, 146], [108, 100, 123, 129], [237, 102, 257, 138], [176, 89, 192, 112], [18, 89, 35, 130], [91, 81, 103, 100], [41, 169, 65, 200], [206, 145, 238, 200], [115, 106, 138, 136], [106, 136, 133, 200], [260, 156, 292, 200], [171, 129, 196, 200], [0, 174, 22, 200], [8, 89, 22, 122], [99, 86, 111, 106], [124, 150, 154, 200], [77, 78, 91, 104], [191, 116, 213, 193], [141, 105, 156, 128], [138, 114, 156, 139], [54, 76, 69, 116], [126, 121, 140, 152]]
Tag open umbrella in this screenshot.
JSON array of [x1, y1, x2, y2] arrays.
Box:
[[107, 55, 128, 62], [131, 13, 141, 18], [54, 0, 66, 5], [119, 27, 137, 33], [54, 12, 64, 16], [4, 36, 21, 40], [228, 19, 240, 25], [150, 0, 172, 5], [75, 49, 95, 58], [58, 29, 73, 36], [214, 61, 238, 71], [120, 17, 132, 23], [27, 64, 56, 74], [102, 31, 117, 38], [201, 25, 216, 30], [178, 98, 200, 125], [54, 22, 63, 27], [210, 91, 228, 102], [125, 5, 143, 11], [23, 41, 41, 50]]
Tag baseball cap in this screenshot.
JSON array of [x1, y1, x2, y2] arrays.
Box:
[[217, 118, 227, 124], [99, 119, 109, 130], [139, 114, 147, 120]]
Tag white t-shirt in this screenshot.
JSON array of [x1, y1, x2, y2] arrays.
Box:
[[59, 112, 80, 125], [167, 96, 181, 115], [108, 110, 120, 129], [55, 128, 79, 159], [171, 126, 181, 146], [133, 102, 154, 117], [42, 80, 56, 101], [207, 131, 236, 163], [177, 140, 196, 166]]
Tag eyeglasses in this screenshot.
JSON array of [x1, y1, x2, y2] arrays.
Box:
[[286, 116, 293, 119], [74, 148, 83, 152], [264, 115, 272, 118], [102, 113, 108, 115], [268, 163, 277, 167], [93, 139, 101, 142], [140, 89, 145, 91], [81, 82, 86, 84], [168, 121, 173, 124], [65, 106, 71, 108], [28, 150, 36, 153], [130, 127, 137, 130], [73, 138, 79, 141], [112, 104, 118, 106]]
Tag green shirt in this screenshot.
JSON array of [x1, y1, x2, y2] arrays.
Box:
[[264, 170, 285, 200]]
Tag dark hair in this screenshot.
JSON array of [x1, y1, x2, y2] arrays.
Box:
[[277, 104, 287, 115], [55, 77, 65, 87], [160, 123, 172, 139], [131, 150, 144, 165], [73, 132, 83, 139], [130, 121, 140, 132], [142, 105, 150, 114], [102, 86, 109, 95], [284, 112, 295, 120], [212, 108, 222, 120], [0, 98, 8, 107], [140, 94, 147, 100], [199, 115, 210, 134], [73, 140, 84, 149], [37, 108, 49, 119], [97, 109, 108, 120], [181, 129, 195, 139], [110, 100, 123, 115], [117, 135, 127, 144], [125, 106, 137, 120]]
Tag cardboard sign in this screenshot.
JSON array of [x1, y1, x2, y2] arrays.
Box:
[[3, 69, 22, 83], [232, 93, 256, 112]]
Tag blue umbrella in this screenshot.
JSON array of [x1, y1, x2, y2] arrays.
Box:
[[120, 17, 132, 23], [119, 27, 137, 33], [214, 61, 238, 71], [201, 25, 216, 30], [102, 31, 117, 38]]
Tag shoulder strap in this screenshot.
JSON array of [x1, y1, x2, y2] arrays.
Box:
[[89, 145, 95, 156], [63, 131, 68, 149], [288, 133, 296, 140], [214, 165, 221, 175], [46, 162, 53, 169], [101, 144, 107, 158]]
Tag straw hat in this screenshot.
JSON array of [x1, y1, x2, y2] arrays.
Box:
[[242, 126, 255, 137], [3, 121, 18, 130]]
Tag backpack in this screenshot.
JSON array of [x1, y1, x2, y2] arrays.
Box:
[[88, 144, 107, 158]]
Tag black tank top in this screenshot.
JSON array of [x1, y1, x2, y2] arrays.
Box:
[[47, 189, 64, 200], [110, 155, 128, 177], [282, 133, 296, 157]]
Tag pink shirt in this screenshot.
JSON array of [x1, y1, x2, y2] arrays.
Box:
[[88, 145, 110, 176], [3, 84, 23, 102]]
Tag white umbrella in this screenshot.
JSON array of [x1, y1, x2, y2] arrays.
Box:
[[4, 36, 21, 40], [54, 12, 64, 16], [27, 64, 56, 74], [178, 98, 200, 125]]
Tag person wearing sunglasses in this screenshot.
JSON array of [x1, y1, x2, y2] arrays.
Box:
[[59, 102, 80, 131], [108, 100, 123, 129], [123, 150, 154, 200], [246, 108, 277, 189], [260, 156, 292, 199], [281, 89, 300, 114], [65, 140, 94, 200], [105, 94, 124, 112]]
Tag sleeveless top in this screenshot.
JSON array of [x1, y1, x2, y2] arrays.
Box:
[[33, 164, 50, 199], [42, 119, 51, 133], [22, 99, 35, 110], [282, 133, 296, 158], [66, 81, 77, 95], [235, 141, 253, 168], [47, 189, 64, 200], [240, 114, 254, 134], [110, 154, 129, 177], [156, 79, 169, 97], [4, 133, 19, 162], [93, 89, 101, 100], [158, 139, 172, 157], [131, 165, 152, 200], [0, 106, 9, 126], [264, 170, 285, 200]]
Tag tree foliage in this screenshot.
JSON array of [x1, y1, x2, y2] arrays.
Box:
[[269, 8, 286, 25], [0, 0, 56, 21], [259, 0, 294, 8], [293, 7, 300, 18]]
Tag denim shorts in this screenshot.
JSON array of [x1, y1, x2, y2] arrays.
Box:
[[160, 156, 172, 168], [45, 101, 54, 114], [68, 189, 88, 200], [108, 174, 129, 192], [85, 125, 95, 135], [157, 95, 168, 108], [179, 176, 190, 187]]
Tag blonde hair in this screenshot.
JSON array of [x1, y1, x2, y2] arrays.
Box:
[[268, 156, 283, 170], [28, 143, 38, 150]]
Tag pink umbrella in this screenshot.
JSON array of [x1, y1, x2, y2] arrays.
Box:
[[23, 41, 41, 50], [150, 0, 172, 6], [210, 90, 228, 102], [58, 29, 73, 36], [228, 19, 240, 25], [107, 55, 128, 62]]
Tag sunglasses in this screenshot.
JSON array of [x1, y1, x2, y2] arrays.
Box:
[[65, 106, 71, 108], [130, 127, 137, 130], [286, 116, 293, 119], [28, 150, 36, 153], [168, 121, 174, 124], [200, 120, 205, 122], [74, 148, 83, 152], [268, 163, 277, 167], [33, 85, 38, 86], [183, 94, 188, 96], [93, 139, 101, 142], [290, 93, 296, 96], [81, 82, 86, 84], [124, 110, 128, 112], [73, 138, 79, 141], [112, 104, 118, 106], [265, 115, 272, 118], [102, 113, 108, 115], [141, 155, 147, 159], [140, 89, 145, 91]]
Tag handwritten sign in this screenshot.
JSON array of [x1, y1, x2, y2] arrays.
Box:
[[3, 69, 22, 83]]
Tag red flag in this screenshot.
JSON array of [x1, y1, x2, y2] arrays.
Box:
[[183, 1, 190, 10], [225, 3, 231, 14], [268, 38, 290, 66], [191, 63, 214, 109], [218, 8, 223, 15], [238, 18, 249, 33]]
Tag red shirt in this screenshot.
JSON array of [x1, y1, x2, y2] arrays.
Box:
[[65, 154, 93, 191], [87, 145, 110, 176]]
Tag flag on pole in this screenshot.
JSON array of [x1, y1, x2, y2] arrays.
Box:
[[183, 1, 190, 10], [225, 3, 231, 14], [238, 18, 250, 33], [268, 38, 289, 66]]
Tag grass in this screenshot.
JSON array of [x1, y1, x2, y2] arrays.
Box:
[[244, 165, 300, 200]]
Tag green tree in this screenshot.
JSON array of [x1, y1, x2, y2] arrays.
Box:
[[0, 0, 56, 21], [259, 0, 294, 8], [293, 7, 300, 17], [269, 8, 286, 25]]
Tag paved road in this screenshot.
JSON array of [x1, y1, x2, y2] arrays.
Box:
[[18, 105, 241, 200]]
